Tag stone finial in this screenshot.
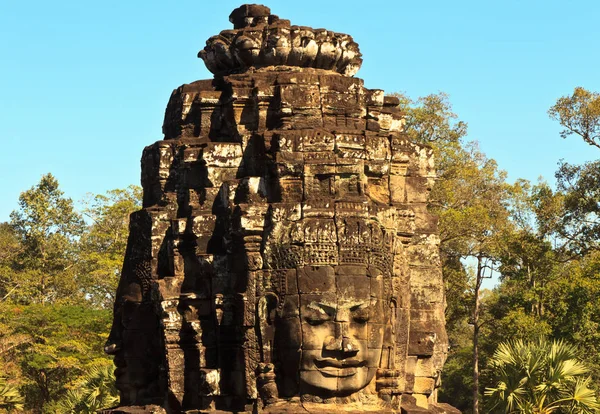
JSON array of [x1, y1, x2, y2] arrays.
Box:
[[198, 4, 363, 77], [228, 4, 271, 29]]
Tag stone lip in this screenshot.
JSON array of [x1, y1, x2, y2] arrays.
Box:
[[198, 4, 362, 77]]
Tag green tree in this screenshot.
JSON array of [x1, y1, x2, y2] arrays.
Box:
[[397, 92, 515, 413], [485, 338, 600, 413], [497, 230, 556, 319], [554, 161, 600, 255], [396, 89, 600, 413], [9, 174, 85, 305], [435, 144, 513, 414], [549, 87, 600, 149], [0, 181, 142, 412], [547, 88, 600, 254], [0, 223, 23, 303], [539, 89, 600, 382], [543, 251, 600, 382], [399, 92, 468, 147], [0, 303, 112, 412], [78, 186, 141, 308], [0, 320, 30, 404], [487, 176, 600, 385]]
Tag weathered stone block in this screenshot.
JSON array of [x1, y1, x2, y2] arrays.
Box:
[[297, 265, 335, 293], [415, 357, 437, 378], [413, 377, 436, 394]]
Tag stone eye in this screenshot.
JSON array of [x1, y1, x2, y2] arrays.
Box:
[[353, 315, 369, 324], [304, 308, 330, 325], [352, 307, 370, 324], [306, 317, 326, 326]]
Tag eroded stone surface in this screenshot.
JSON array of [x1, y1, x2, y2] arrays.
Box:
[[104, 4, 457, 414]]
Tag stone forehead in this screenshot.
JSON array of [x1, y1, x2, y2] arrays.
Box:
[[288, 265, 388, 298]]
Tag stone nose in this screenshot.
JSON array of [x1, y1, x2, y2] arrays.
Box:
[[341, 337, 359, 354], [323, 321, 359, 354], [335, 308, 350, 323], [324, 335, 342, 351]]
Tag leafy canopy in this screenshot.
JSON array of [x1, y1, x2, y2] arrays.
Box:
[[549, 87, 600, 149], [8, 173, 85, 305]]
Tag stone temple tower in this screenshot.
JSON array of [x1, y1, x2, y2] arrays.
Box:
[[102, 4, 459, 414]]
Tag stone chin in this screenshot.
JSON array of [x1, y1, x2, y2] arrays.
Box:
[[300, 365, 376, 397]]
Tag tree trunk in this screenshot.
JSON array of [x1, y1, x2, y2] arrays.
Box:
[[540, 281, 545, 317], [472, 255, 483, 414]]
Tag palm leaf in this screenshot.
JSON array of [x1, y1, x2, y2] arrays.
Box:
[[0, 377, 24, 411], [484, 338, 600, 414]]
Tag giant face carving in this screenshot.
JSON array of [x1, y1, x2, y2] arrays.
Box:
[[105, 283, 161, 403], [273, 259, 394, 397], [103, 215, 162, 406]]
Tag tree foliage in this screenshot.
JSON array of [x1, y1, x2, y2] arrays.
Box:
[[549, 87, 600, 149], [554, 160, 600, 255], [402, 89, 600, 413], [0, 303, 112, 412], [398, 92, 468, 147], [0, 174, 141, 413], [397, 92, 517, 413], [8, 174, 85, 305], [78, 186, 142, 308], [0, 223, 23, 303]]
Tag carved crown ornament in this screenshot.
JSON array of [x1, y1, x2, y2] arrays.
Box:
[[198, 4, 362, 77]]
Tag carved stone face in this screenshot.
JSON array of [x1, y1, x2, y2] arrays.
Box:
[[276, 264, 388, 397], [105, 282, 160, 405]]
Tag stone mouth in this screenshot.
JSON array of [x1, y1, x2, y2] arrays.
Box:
[[314, 357, 367, 369]]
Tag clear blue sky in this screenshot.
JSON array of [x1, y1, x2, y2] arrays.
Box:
[[1, 0, 599, 223]]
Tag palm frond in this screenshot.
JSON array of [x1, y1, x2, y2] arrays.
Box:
[[0, 377, 24, 411], [484, 338, 600, 414]]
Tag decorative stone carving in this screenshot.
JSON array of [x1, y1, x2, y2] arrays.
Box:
[[102, 4, 459, 414], [199, 5, 362, 77]]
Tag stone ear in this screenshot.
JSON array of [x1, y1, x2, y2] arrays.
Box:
[[257, 293, 279, 364], [256, 293, 280, 406], [385, 298, 398, 344], [390, 298, 398, 322], [123, 282, 143, 303], [259, 293, 279, 325]]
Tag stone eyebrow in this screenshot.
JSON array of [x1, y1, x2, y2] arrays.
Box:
[[306, 302, 369, 314], [350, 303, 370, 312], [307, 302, 336, 315]]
